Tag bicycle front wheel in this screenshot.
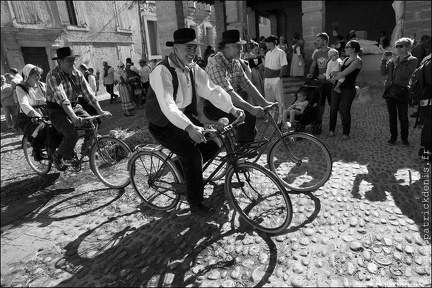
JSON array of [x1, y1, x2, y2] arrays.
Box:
[[129, 150, 182, 211], [90, 136, 131, 189], [268, 132, 332, 193], [22, 137, 52, 175], [225, 162, 292, 234]]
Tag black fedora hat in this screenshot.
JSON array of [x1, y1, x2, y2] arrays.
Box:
[[221, 30, 246, 44], [166, 28, 204, 47], [52, 47, 79, 60], [264, 35, 278, 43]]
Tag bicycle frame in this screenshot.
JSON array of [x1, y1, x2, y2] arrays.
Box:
[[67, 115, 105, 171], [234, 107, 303, 166]]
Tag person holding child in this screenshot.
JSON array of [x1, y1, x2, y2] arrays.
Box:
[[327, 40, 363, 140], [326, 48, 345, 94], [282, 89, 309, 130]]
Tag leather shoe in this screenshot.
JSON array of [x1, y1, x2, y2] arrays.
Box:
[[32, 147, 43, 162], [51, 151, 67, 171]]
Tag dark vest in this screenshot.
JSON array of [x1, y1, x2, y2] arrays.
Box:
[[125, 64, 140, 79], [146, 56, 198, 127]]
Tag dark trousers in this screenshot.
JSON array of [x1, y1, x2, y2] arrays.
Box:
[[386, 100, 409, 141], [105, 84, 117, 102], [316, 82, 333, 125], [149, 122, 220, 205], [47, 103, 92, 159], [203, 91, 257, 145], [420, 105, 431, 151], [329, 87, 356, 135]]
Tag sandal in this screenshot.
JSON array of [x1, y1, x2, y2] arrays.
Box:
[[124, 113, 133, 117]]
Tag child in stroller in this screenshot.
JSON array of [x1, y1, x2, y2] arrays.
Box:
[[284, 79, 323, 133], [282, 89, 309, 131]]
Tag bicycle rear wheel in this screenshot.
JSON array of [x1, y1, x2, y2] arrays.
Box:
[[268, 132, 332, 193], [225, 162, 292, 234], [129, 150, 182, 210], [22, 137, 52, 175], [90, 136, 131, 189]]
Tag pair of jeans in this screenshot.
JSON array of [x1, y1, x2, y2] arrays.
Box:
[[47, 103, 92, 159], [316, 82, 333, 125], [420, 104, 431, 150], [386, 100, 409, 141], [329, 87, 356, 135], [149, 122, 220, 205], [105, 84, 117, 101]]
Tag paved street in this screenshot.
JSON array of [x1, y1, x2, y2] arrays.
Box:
[[1, 85, 431, 287]]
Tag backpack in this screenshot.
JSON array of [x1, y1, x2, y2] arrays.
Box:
[[408, 56, 431, 101]]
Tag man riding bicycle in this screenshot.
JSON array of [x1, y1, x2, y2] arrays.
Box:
[[46, 47, 112, 171], [146, 28, 245, 216]]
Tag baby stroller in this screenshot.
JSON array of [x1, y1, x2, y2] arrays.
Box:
[[292, 79, 323, 133]]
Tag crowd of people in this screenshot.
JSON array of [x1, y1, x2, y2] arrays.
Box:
[[1, 27, 430, 217]]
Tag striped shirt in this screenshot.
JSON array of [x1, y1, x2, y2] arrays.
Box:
[[205, 52, 251, 93], [46, 66, 97, 106]]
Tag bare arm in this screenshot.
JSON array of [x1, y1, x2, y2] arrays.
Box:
[[308, 59, 317, 78], [244, 84, 273, 107], [332, 59, 362, 80]]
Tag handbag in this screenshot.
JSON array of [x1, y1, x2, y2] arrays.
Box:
[[298, 60, 303, 67], [382, 83, 408, 103]]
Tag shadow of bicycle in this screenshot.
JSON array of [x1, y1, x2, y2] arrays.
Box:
[[50, 182, 322, 287]]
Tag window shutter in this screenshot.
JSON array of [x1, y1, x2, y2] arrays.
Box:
[[57, 1, 70, 25], [115, 1, 131, 31], [11, 1, 42, 24], [73, 1, 88, 27]]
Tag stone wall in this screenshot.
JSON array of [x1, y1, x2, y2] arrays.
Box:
[[404, 1, 432, 42], [155, 1, 216, 58], [1, 1, 143, 95], [302, 0, 324, 70]]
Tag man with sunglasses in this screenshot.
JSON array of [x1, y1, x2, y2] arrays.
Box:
[[307, 32, 333, 134]]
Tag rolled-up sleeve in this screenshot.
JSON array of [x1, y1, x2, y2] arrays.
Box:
[[194, 66, 234, 113], [150, 65, 193, 130]]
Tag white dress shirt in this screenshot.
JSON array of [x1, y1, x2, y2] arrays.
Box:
[[150, 57, 234, 130]]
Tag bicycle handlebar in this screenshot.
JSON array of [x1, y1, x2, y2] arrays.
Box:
[[263, 102, 279, 113], [30, 114, 108, 126], [80, 114, 107, 122]]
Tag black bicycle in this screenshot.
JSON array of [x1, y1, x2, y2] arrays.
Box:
[[237, 103, 333, 193], [128, 117, 293, 234], [22, 115, 132, 189]]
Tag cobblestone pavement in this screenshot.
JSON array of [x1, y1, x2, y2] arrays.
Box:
[[1, 87, 431, 287]]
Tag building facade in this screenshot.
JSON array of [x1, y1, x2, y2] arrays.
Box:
[[1, 1, 146, 89]]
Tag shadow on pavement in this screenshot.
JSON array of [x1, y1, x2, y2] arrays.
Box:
[[318, 95, 430, 242], [0, 139, 21, 153], [53, 183, 295, 287], [1, 172, 67, 231], [29, 188, 126, 227]]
